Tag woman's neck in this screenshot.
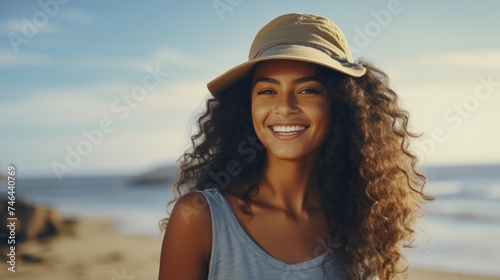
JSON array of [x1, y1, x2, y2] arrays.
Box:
[[258, 151, 322, 217]]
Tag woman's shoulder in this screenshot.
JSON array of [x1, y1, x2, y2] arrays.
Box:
[[159, 191, 212, 277], [171, 191, 212, 227]]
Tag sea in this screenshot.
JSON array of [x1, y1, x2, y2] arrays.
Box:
[[1, 164, 500, 277]]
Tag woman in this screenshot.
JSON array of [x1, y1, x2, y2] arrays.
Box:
[[158, 13, 431, 280]]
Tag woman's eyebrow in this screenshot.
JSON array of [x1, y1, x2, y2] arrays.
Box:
[[292, 76, 323, 85], [253, 77, 280, 86], [253, 76, 322, 86]]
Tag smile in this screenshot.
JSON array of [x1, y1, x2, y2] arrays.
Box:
[[270, 125, 307, 134]]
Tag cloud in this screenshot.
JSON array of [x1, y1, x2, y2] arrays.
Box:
[[0, 45, 205, 72], [139, 48, 206, 70], [422, 50, 500, 70], [0, 48, 52, 66], [62, 54, 144, 71], [0, 84, 130, 127], [0, 76, 209, 129], [378, 51, 500, 166], [381, 49, 500, 85], [0, 17, 63, 35], [59, 46, 207, 73], [0, 7, 94, 35], [90, 127, 189, 169], [145, 79, 209, 109]]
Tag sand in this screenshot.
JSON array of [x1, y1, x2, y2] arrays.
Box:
[[408, 268, 499, 280], [0, 218, 162, 280], [1, 217, 498, 280]]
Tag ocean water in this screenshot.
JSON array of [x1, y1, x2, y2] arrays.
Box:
[[1, 167, 500, 277], [406, 177, 500, 276], [0, 176, 172, 239]]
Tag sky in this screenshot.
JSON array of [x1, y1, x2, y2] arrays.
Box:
[[1, 0, 499, 179]]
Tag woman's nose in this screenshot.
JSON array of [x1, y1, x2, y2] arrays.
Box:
[[274, 90, 299, 115]]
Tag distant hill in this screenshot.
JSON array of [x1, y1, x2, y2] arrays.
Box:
[[129, 164, 179, 186], [130, 163, 500, 186]]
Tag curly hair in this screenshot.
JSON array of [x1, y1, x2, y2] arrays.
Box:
[[159, 61, 432, 279]]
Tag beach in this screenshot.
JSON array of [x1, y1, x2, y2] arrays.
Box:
[[1, 216, 498, 280], [0, 218, 162, 280], [409, 268, 500, 280]]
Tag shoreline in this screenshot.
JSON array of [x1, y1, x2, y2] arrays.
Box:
[[1, 216, 498, 280]]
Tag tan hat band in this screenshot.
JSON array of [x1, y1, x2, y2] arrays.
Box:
[[255, 42, 362, 68]]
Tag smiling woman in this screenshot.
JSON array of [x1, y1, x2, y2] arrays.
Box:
[[158, 13, 432, 280]]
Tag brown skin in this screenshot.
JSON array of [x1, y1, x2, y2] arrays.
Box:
[[158, 192, 211, 279], [224, 184, 330, 264], [158, 60, 331, 279]]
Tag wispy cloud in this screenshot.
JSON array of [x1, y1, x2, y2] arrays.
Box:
[[139, 48, 206, 70], [145, 79, 208, 109], [0, 18, 63, 35], [59, 47, 206, 72], [0, 77, 209, 128], [0, 7, 94, 35], [0, 48, 51, 66], [0, 45, 205, 72], [0, 84, 130, 127], [62, 54, 144, 71], [423, 50, 500, 70]]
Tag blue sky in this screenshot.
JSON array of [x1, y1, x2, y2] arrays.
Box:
[[1, 0, 499, 178]]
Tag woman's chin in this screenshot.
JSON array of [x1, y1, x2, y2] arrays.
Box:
[[266, 147, 317, 162]]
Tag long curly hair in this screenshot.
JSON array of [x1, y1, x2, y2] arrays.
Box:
[[160, 61, 432, 279]]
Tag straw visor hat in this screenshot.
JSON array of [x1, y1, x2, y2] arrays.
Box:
[[207, 13, 366, 97]]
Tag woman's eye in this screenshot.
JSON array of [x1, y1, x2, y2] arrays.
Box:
[[299, 88, 320, 94], [256, 88, 276, 95]]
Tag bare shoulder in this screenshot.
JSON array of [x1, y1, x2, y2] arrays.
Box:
[[172, 192, 212, 226], [158, 192, 212, 280]]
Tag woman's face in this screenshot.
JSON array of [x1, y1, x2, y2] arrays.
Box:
[[251, 60, 331, 161]]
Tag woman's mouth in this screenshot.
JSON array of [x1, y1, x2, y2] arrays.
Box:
[[269, 125, 309, 139], [271, 125, 307, 134]]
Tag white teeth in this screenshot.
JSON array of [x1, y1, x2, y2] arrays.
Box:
[[272, 125, 306, 134]]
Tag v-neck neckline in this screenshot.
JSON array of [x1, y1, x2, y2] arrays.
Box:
[[210, 188, 335, 271]]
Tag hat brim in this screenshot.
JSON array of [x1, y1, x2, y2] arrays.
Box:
[[207, 43, 366, 97]]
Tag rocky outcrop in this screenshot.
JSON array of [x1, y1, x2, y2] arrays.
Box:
[[0, 198, 66, 247]]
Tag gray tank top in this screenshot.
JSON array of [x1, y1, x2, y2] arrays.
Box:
[[196, 188, 345, 280]]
